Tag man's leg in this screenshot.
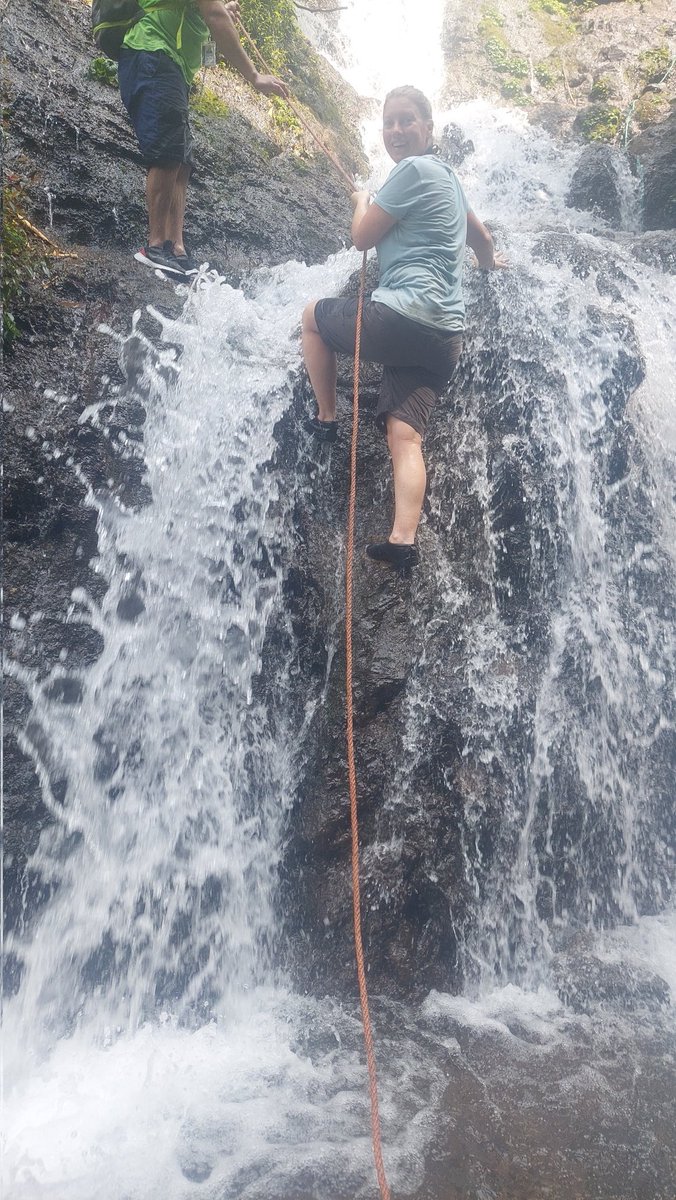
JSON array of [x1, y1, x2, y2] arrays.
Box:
[[386, 415, 426, 544], [302, 301, 337, 422], [166, 163, 191, 257], [146, 163, 182, 248]]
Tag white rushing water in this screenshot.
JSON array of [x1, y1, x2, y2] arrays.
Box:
[[4, 0, 676, 1196]]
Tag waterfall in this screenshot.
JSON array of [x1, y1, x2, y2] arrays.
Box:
[[5, 1, 675, 1197]]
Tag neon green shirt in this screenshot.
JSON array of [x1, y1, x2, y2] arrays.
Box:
[[123, 1, 209, 85]]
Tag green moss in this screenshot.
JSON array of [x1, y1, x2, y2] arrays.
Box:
[[529, 0, 575, 45], [579, 104, 622, 143], [589, 75, 613, 100], [87, 55, 118, 87], [638, 46, 671, 83], [633, 93, 664, 127], [190, 88, 229, 118], [1, 185, 49, 353], [478, 7, 505, 38]]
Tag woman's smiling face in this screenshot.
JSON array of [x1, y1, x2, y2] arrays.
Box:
[[382, 96, 433, 163]]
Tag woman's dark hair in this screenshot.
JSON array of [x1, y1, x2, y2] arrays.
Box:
[[383, 85, 433, 123]]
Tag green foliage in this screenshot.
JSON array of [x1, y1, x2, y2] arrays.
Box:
[[270, 95, 302, 135], [1, 185, 49, 353], [484, 38, 529, 77], [579, 104, 622, 143], [634, 93, 663, 127], [534, 61, 556, 86], [238, 0, 297, 75], [590, 75, 612, 100], [239, 0, 341, 132], [190, 87, 229, 118], [87, 55, 118, 87], [501, 78, 529, 105], [638, 47, 671, 83]]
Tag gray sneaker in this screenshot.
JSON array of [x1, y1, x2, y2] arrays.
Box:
[[134, 244, 188, 277]]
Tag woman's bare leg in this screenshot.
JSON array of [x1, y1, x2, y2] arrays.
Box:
[[386, 415, 426, 543], [301, 301, 337, 421]]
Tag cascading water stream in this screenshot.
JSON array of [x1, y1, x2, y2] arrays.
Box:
[[4, 1, 675, 1196]]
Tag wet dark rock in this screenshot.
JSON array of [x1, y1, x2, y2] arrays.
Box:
[[532, 230, 634, 301], [623, 229, 676, 273], [552, 949, 671, 1013], [44, 675, 84, 705], [3, 0, 363, 936], [628, 110, 676, 230], [566, 145, 623, 227], [439, 122, 475, 167]]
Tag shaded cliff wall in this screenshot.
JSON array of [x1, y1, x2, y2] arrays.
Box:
[[2, 0, 362, 938]]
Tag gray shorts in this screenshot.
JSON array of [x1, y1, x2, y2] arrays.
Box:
[[314, 296, 463, 436]]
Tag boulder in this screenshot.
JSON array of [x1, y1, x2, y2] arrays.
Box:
[[552, 949, 671, 1013], [566, 145, 623, 227], [628, 110, 676, 230]]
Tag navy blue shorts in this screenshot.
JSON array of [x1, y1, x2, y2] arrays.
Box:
[[118, 48, 194, 168]]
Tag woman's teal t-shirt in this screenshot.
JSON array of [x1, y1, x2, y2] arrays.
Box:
[[371, 155, 469, 332]]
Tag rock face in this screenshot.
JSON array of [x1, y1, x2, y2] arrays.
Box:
[[628, 111, 676, 231], [566, 145, 624, 225], [4, 0, 360, 277], [551, 946, 671, 1013], [2, 0, 358, 943], [4, 1, 675, 1011], [440, 0, 676, 232], [277, 233, 674, 999]]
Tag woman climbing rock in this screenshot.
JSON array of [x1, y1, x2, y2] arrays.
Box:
[[301, 85, 508, 574]]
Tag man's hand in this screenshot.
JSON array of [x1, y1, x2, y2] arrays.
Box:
[[492, 250, 510, 270], [252, 71, 289, 98], [224, 0, 240, 17], [350, 189, 370, 210]]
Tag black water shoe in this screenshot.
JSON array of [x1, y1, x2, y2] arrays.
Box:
[[134, 244, 188, 277], [171, 244, 200, 274], [306, 417, 338, 443], [365, 540, 419, 576]]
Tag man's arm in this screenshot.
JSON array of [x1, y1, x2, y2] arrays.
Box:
[[466, 210, 509, 269], [196, 0, 288, 97]]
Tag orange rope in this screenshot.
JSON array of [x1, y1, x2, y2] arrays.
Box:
[[345, 252, 392, 1200], [235, 18, 356, 194], [234, 21, 391, 1196]]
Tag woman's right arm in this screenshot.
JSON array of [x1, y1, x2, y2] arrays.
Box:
[[465, 210, 497, 268], [466, 210, 510, 270], [350, 190, 397, 251]]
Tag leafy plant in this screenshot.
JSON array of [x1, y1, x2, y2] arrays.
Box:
[[1, 185, 49, 353], [590, 75, 612, 100], [270, 95, 302, 136], [579, 104, 622, 143], [87, 55, 118, 87], [534, 62, 556, 86], [485, 38, 529, 77], [501, 78, 529, 105]]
